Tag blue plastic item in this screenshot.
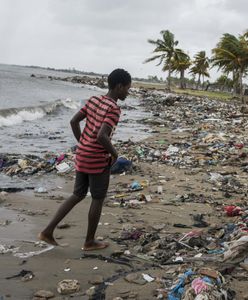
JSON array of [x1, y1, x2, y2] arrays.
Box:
[[168, 269, 195, 300], [202, 276, 212, 284], [111, 157, 132, 174], [130, 181, 141, 190], [47, 158, 56, 165], [207, 249, 224, 254]]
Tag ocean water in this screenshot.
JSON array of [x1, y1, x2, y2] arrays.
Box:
[[0, 64, 151, 157]]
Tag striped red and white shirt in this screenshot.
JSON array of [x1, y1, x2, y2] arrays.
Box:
[[75, 95, 121, 173]]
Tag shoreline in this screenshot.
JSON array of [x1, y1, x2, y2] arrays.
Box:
[[0, 89, 248, 299]]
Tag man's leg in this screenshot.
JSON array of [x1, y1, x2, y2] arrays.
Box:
[[39, 171, 88, 245], [83, 197, 108, 250], [83, 168, 110, 250], [39, 194, 84, 245]]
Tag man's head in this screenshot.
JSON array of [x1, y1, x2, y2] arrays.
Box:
[[107, 69, 131, 100]]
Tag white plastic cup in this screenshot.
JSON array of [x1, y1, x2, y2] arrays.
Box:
[[157, 186, 163, 194]]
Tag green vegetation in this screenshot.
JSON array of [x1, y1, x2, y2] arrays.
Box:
[[144, 30, 185, 91], [145, 29, 248, 103], [133, 80, 232, 100], [189, 51, 210, 89], [172, 87, 232, 100], [212, 32, 248, 102], [169, 50, 191, 89]]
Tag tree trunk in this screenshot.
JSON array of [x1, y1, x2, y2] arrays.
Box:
[[180, 70, 185, 89], [232, 70, 240, 95], [239, 69, 244, 103], [205, 82, 210, 91], [196, 74, 201, 90], [167, 62, 172, 91]]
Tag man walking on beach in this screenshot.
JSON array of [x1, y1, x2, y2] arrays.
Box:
[[39, 69, 131, 251]]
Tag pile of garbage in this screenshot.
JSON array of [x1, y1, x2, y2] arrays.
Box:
[[108, 206, 247, 299], [0, 151, 134, 179], [107, 267, 235, 299], [112, 90, 248, 172], [2, 90, 248, 185], [0, 151, 74, 177], [163, 267, 235, 300], [115, 202, 248, 267], [115, 138, 248, 171]]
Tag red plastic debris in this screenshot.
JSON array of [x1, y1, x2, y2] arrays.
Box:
[[234, 143, 244, 149], [224, 205, 242, 217]]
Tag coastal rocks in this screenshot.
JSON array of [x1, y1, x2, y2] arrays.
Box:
[[57, 279, 80, 295], [33, 290, 54, 299], [42, 74, 106, 88]]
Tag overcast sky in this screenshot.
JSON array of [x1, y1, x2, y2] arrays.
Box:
[[0, 0, 247, 81]]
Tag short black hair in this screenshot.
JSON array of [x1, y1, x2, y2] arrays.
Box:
[[107, 68, 131, 89]]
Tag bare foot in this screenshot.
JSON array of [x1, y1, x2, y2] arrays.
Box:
[[82, 240, 109, 251], [38, 232, 58, 246]]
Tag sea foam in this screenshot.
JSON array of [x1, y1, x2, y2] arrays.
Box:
[[0, 110, 45, 127], [0, 98, 80, 127]]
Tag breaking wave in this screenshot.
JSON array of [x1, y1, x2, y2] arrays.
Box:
[[0, 98, 80, 127]]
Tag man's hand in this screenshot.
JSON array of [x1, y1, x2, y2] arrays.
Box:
[[110, 154, 118, 166], [97, 123, 118, 162], [70, 111, 86, 141]]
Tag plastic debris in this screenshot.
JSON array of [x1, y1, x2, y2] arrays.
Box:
[[223, 235, 248, 262], [56, 162, 72, 174], [224, 205, 242, 217], [191, 277, 209, 295], [34, 187, 47, 193], [111, 157, 132, 174], [142, 273, 154, 282]]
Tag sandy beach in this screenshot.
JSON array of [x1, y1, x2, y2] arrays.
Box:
[[1, 88, 248, 300]]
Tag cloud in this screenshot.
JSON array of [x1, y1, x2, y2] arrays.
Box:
[[0, 0, 247, 80]]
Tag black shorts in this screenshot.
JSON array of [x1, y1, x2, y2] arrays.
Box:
[[73, 167, 110, 200]]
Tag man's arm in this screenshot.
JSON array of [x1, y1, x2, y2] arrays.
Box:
[[97, 123, 118, 164], [70, 111, 86, 142]]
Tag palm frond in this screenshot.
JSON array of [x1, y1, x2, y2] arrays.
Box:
[[144, 54, 163, 64]]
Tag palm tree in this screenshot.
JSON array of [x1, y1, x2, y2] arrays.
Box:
[[212, 32, 248, 99], [168, 50, 191, 89], [215, 74, 233, 92], [190, 51, 210, 89], [144, 30, 182, 91]]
